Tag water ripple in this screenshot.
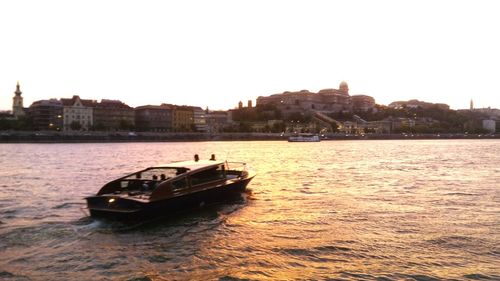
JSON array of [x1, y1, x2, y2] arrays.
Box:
[[0, 140, 499, 280]]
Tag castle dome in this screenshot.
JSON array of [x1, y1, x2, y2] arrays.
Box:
[[339, 81, 349, 95]]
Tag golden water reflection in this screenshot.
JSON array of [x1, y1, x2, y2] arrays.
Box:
[[0, 140, 498, 280]]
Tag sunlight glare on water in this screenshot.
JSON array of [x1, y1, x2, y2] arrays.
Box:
[[0, 140, 499, 280]]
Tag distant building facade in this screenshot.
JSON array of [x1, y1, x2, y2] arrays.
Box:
[[172, 105, 193, 132], [61, 95, 95, 131], [206, 111, 229, 133], [482, 119, 496, 133], [135, 105, 173, 132], [93, 99, 135, 131], [28, 99, 63, 131], [473, 107, 500, 117], [12, 81, 26, 119], [191, 106, 208, 132]]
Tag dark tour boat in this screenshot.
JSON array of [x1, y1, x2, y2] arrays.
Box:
[[85, 155, 255, 220]]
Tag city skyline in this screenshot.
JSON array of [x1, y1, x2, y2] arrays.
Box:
[[1, 0, 500, 111]]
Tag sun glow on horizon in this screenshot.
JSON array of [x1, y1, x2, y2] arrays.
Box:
[[0, 0, 499, 111]]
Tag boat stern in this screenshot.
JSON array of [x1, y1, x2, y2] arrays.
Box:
[[86, 195, 145, 218]]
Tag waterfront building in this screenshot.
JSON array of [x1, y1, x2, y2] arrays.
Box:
[[362, 120, 392, 134], [191, 106, 208, 133], [93, 99, 135, 131], [12, 81, 26, 119], [392, 117, 415, 129], [28, 99, 63, 131], [351, 95, 376, 112], [343, 115, 392, 134], [135, 104, 173, 132], [381, 116, 438, 133], [482, 119, 496, 133], [206, 111, 229, 133], [227, 110, 235, 124], [61, 95, 95, 131], [172, 105, 194, 132]]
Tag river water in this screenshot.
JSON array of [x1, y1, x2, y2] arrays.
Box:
[[0, 140, 499, 280]]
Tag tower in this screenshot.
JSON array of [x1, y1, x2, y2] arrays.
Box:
[[339, 81, 349, 95], [470, 99, 474, 110], [12, 81, 25, 118]]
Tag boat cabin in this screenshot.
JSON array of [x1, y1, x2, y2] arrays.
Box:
[[96, 160, 247, 202]]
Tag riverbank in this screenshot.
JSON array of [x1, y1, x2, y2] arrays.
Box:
[[0, 131, 498, 143]]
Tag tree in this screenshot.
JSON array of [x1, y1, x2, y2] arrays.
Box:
[[274, 108, 282, 119], [93, 122, 105, 131], [0, 119, 15, 130], [330, 121, 339, 133], [286, 112, 308, 122], [119, 119, 133, 131], [238, 122, 252, 132], [271, 122, 286, 133]]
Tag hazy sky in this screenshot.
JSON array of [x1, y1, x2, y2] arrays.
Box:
[[1, 0, 499, 111]]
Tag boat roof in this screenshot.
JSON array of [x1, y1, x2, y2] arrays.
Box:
[[151, 160, 224, 171]]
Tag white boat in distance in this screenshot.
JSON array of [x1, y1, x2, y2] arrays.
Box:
[[288, 134, 321, 142]]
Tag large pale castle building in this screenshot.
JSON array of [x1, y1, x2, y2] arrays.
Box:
[[256, 81, 375, 117]]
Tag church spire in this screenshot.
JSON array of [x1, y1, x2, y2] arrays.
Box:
[[15, 81, 22, 96], [12, 81, 25, 119]]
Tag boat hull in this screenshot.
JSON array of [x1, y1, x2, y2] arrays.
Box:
[[86, 176, 253, 220]]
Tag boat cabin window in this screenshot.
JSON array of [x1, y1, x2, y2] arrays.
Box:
[[171, 177, 188, 191], [176, 168, 188, 175], [190, 165, 225, 186], [125, 168, 177, 182], [117, 167, 179, 191]]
